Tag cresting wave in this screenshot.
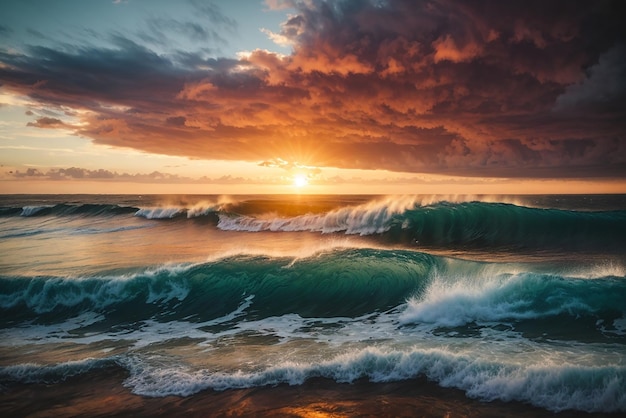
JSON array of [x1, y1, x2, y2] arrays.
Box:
[[0, 250, 437, 323], [1, 249, 624, 339], [1, 248, 625, 414], [4, 195, 626, 251], [3, 203, 138, 217], [120, 348, 626, 413], [1, 348, 624, 413], [216, 199, 626, 251], [0, 202, 223, 219], [217, 196, 419, 234]]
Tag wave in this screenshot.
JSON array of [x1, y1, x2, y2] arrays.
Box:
[[133, 202, 223, 220], [9, 203, 139, 218], [400, 270, 626, 330], [2, 347, 623, 413], [118, 347, 626, 412], [1, 249, 624, 340], [1, 202, 223, 221], [0, 249, 438, 324], [217, 199, 626, 251], [3, 196, 625, 251], [217, 195, 419, 234], [401, 201, 626, 250]]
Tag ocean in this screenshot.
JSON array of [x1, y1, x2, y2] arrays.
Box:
[[1, 194, 625, 416]]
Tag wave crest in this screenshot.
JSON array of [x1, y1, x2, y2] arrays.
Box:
[[217, 196, 420, 234], [118, 347, 626, 413]]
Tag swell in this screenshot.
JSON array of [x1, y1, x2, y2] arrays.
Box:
[[399, 202, 626, 251], [0, 249, 439, 326], [4, 198, 626, 252], [0, 202, 225, 223], [218, 200, 626, 251], [1, 249, 624, 342], [12, 203, 139, 217]]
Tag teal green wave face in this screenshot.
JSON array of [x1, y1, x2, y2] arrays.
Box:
[[0, 249, 439, 324], [2, 248, 625, 344], [399, 202, 626, 250]]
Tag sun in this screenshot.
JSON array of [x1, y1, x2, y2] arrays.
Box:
[[293, 174, 309, 188]]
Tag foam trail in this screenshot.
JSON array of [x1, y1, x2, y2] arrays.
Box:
[[0, 357, 113, 384]]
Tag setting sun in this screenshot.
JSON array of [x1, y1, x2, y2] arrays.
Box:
[[293, 174, 309, 188]]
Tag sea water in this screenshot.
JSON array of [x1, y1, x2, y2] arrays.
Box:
[[0, 194, 625, 413]]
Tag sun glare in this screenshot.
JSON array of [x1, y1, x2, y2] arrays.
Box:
[[293, 174, 309, 188]]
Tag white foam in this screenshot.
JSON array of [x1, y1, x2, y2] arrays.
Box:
[[0, 311, 105, 346], [398, 265, 604, 328], [0, 267, 192, 314], [20, 205, 53, 217], [134, 207, 183, 219], [0, 357, 112, 383], [119, 346, 626, 412], [400, 274, 536, 327], [217, 195, 420, 235], [564, 261, 626, 279], [186, 201, 223, 218]]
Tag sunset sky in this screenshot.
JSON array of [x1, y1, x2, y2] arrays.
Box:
[[1, 0, 625, 194]]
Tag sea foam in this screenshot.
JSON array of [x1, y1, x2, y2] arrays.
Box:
[[217, 195, 420, 234], [118, 347, 626, 413]]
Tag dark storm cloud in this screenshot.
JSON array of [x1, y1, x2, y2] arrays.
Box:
[[1, 0, 625, 178]]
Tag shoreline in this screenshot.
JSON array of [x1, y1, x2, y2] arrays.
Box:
[[1, 366, 621, 417]]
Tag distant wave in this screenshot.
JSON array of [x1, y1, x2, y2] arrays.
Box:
[[1, 202, 224, 220], [134, 202, 223, 219], [6, 203, 139, 218], [217, 195, 419, 234], [3, 196, 625, 251], [217, 198, 626, 251]]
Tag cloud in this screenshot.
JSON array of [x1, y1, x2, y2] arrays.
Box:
[[165, 116, 187, 127], [1, 0, 625, 179], [554, 44, 626, 112], [259, 158, 322, 181], [13, 167, 117, 180], [26, 117, 70, 129], [10, 166, 271, 184]]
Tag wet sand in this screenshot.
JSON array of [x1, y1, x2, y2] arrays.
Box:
[[0, 366, 620, 418]]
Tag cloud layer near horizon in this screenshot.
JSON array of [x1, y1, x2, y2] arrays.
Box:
[[1, 0, 625, 178]]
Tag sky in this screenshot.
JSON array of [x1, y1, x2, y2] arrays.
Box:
[[0, 0, 625, 194]]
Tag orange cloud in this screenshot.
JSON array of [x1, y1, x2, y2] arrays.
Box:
[[1, 0, 625, 179]]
